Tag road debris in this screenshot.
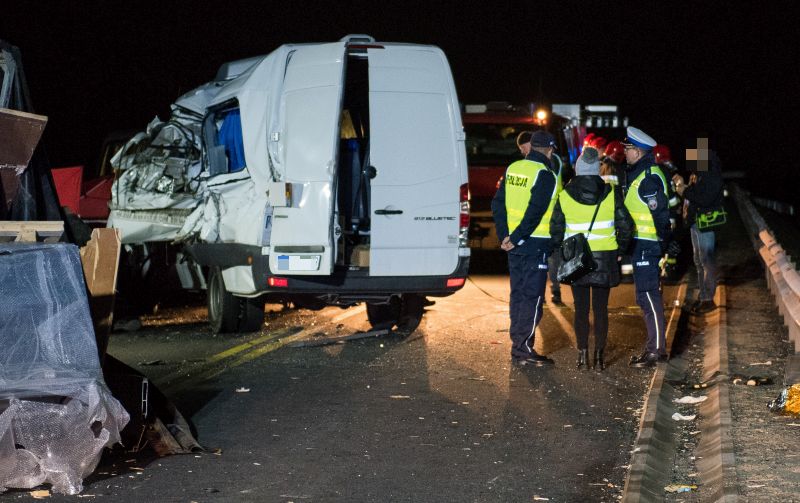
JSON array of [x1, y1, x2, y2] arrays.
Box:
[[288, 329, 389, 348], [138, 359, 165, 366], [390, 395, 411, 399], [674, 395, 708, 404], [768, 383, 800, 415], [672, 413, 697, 421], [30, 489, 50, 499], [664, 484, 697, 493], [235, 387, 251, 393], [749, 360, 772, 366]]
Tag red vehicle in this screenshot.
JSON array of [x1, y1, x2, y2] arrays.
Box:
[[462, 102, 582, 250], [51, 131, 134, 225]]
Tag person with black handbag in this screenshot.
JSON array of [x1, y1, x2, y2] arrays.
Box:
[[673, 138, 724, 314], [550, 147, 634, 370]]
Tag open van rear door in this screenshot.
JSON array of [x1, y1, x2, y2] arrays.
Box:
[[268, 43, 346, 276], [368, 47, 462, 276]]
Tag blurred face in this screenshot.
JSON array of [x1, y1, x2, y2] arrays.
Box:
[[519, 142, 531, 157], [686, 137, 710, 171], [624, 145, 642, 165]]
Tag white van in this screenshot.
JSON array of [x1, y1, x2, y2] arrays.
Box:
[[108, 35, 470, 333]]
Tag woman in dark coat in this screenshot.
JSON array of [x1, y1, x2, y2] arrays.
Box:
[[550, 146, 635, 370]]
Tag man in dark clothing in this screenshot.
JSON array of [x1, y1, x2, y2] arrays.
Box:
[[492, 130, 559, 366], [673, 139, 724, 314], [621, 127, 679, 368]]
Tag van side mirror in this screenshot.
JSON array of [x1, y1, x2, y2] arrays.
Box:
[[364, 165, 377, 179]]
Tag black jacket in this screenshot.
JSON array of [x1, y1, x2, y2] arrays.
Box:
[[683, 150, 723, 224], [550, 175, 635, 288], [491, 150, 557, 256]]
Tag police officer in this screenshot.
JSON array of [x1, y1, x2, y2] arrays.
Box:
[[622, 127, 679, 368], [492, 130, 559, 366]]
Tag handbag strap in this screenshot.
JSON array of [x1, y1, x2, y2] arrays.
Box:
[[587, 186, 610, 234]]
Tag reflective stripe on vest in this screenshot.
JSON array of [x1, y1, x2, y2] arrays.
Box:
[[504, 159, 558, 238], [624, 165, 668, 241], [560, 189, 617, 252]]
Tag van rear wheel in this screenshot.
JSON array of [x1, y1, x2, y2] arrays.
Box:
[[366, 294, 425, 334]]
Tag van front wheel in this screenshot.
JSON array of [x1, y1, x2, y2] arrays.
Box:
[[207, 268, 264, 334], [208, 267, 239, 334]]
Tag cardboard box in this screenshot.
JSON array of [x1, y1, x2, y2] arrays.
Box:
[[350, 244, 370, 267]]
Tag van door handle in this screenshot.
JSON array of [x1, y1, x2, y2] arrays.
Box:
[[375, 209, 403, 215]]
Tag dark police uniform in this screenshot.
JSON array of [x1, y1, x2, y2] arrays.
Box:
[[623, 149, 672, 362], [492, 144, 558, 364]]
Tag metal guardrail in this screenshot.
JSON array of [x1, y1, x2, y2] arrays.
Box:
[[731, 184, 800, 353], [751, 196, 796, 217]]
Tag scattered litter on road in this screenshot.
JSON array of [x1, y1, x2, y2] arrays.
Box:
[[129, 467, 144, 471], [563, 424, 573, 428], [749, 360, 772, 366], [30, 489, 50, 499], [689, 430, 701, 435], [489, 340, 502, 344], [288, 329, 389, 348], [597, 429, 608, 432], [768, 383, 800, 414], [731, 374, 773, 386], [747, 484, 766, 488], [532, 497, 550, 501], [468, 376, 487, 381], [235, 387, 251, 393], [672, 413, 697, 421], [674, 395, 708, 404], [664, 484, 697, 493], [212, 448, 223, 455], [390, 395, 411, 399]]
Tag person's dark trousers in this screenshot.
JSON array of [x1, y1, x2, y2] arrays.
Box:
[[508, 252, 549, 358], [547, 253, 561, 298], [632, 240, 667, 356], [690, 224, 717, 302], [571, 285, 610, 350]]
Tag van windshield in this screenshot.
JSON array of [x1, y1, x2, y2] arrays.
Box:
[[464, 123, 530, 166]]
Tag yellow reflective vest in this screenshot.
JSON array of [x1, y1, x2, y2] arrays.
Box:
[[560, 189, 617, 252], [624, 166, 668, 241], [504, 159, 559, 239]]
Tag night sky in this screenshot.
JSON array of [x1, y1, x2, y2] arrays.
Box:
[[2, 1, 795, 202]]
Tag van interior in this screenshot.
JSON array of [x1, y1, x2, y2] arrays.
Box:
[[336, 49, 371, 269]]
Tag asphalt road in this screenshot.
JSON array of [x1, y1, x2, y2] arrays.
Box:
[[3, 254, 685, 502]]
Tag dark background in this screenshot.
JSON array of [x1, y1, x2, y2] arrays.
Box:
[[2, 1, 795, 202]]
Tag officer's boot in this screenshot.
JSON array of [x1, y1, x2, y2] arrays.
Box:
[[576, 349, 588, 370], [594, 348, 605, 371]]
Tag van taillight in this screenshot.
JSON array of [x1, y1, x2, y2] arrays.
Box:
[[459, 183, 470, 247], [447, 277, 466, 288], [268, 277, 288, 288]]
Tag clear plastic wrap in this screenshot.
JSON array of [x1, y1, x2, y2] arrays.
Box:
[[0, 243, 130, 495]]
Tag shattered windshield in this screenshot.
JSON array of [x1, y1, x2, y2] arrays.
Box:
[[464, 123, 530, 166]]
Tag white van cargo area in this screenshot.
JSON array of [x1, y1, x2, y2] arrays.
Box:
[[108, 35, 470, 333]]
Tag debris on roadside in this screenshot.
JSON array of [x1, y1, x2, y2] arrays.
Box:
[[748, 360, 772, 366], [235, 387, 251, 393], [30, 489, 50, 499], [673, 395, 708, 404], [731, 374, 773, 386], [288, 329, 389, 348], [768, 383, 800, 415], [664, 484, 697, 493], [671, 413, 697, 421], [389, 395, 411, 399]]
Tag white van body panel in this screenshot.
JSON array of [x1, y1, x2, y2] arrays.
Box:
[[268, 43, 346, 276], [368, 46, 466, 276]]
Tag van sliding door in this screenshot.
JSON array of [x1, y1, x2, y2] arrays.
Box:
[[368, 47, 461, 276], [268, 43, 346, 276]]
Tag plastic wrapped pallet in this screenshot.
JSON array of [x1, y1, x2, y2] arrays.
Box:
[[0, 243, 129, 495]]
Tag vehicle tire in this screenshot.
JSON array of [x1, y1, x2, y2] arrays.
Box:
[[396, 294, 425, 334], [366, 297, 401, 331], [207, 267, 240, 334], [239, 297, 265, 333]]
